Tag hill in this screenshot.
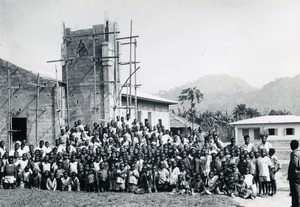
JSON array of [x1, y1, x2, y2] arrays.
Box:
[[157, 74, 256, 100], [157, 74, 300, 115]]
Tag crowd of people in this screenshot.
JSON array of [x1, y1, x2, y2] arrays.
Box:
[[0, 114, 281, 199]]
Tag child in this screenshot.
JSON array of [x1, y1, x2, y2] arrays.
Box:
[[176, 174, 191, 195], [257, 149, 271, 197], [41, 170, 50, 190], [98, 162, 109, 192], [22, 165, 32, 189], [108, 163, 117, 191], [30, 169, 41, 189], [169, 160, 180, 193], [70, 172, 80, 192], [190, 174, 205, 194], [15, 153, 29, 187], [86, 164, 96, 192], [55, 162, 65, 190], [69, 155, 79, 175], [156, 162, 169, 192], [205, 171, 220, 194], [135, 165, 151, 194], [46, 172, 57, 191], [269, 148, 281, 196], [32, 156, 41, 172], [234, 174, 254, 199], [128, 163, 139, 192], [224, 175, 236, 197], [61, 171, 71, 191], [116, 163, 127, 192], [3, 156, 17, 189], [41, 155, 51, 173]]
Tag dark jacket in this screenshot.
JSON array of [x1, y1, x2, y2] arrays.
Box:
[[288, 149, 300, 180]]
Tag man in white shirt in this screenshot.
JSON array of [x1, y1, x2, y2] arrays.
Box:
[[258, 135, 273, 154], [242, 135, 256, 153], [124, 114, 133, 127]]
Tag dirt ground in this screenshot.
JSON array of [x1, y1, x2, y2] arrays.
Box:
[[0, 189, 240, 207], [0, 188, 291, 207], [234, 190, 290, 207]]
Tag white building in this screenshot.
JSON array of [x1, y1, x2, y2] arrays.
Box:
[[230, 115, 300, 144], [120, 91, 178, 129]]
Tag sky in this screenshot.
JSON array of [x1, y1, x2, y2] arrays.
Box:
[[1, 0, 300, 93]]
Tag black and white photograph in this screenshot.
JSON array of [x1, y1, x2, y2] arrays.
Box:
[[1, 0, 300, 206]]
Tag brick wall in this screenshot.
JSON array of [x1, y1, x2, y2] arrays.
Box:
[[0, 58, 62, 147]]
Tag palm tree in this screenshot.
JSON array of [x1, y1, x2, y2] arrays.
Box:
[[178, 87, 204, 130], [232, 104, 247, 120], [246, 107, 261, 118], [269, 109, 292, 115]]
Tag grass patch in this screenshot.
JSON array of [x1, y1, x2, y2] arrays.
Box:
[[0, 189, 241, 207]]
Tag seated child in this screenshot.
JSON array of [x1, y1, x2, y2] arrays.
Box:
[[190, 174, 205, 194], [205, 171, 220, 194], [224, 175, 236, 197], [61, 171, 71, 191], [234, 174, 254, 199], [176, 174, 191, 195], [70, 172, 80, 192], [30, 169, 41, 189], [22, 165, 32, 189], [46, 172, 57, 191]]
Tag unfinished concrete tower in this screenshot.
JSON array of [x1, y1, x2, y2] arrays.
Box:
[[61, 21, 117, 127]]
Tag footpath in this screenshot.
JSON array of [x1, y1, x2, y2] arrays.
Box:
[[233, 190, 290, 207]]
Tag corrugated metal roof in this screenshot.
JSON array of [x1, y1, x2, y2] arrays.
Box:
[[121, 91, 178, 105], [170, 114, 200, 128], [230, 115, 300, 125]]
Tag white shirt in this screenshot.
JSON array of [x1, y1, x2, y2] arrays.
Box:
[[257, 156, 271, 177]]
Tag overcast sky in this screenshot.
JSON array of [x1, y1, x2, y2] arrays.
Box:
[[1, 0, 300, 93]]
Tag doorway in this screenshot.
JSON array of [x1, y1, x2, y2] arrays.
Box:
[[12, 118, 27, 142]]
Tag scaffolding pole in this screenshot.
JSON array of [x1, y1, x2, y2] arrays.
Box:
[[55, 65, 61, 130], [134, 39, 138, 120], [117, 41, 121, 116], [113, 22, 117, 119], [7, 64, 12, 150], [129, 20, 133, 115], [92, 28, 97, 123], [63, 23, 71, 128], [36, 74, 40, 144]]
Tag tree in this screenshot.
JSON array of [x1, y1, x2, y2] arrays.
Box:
[[178, 87, 204, 130], [232, 104, 261, 120], [269, 109, 292, 115], [232, 104, 248, 120], [246, 107, 261, 118]]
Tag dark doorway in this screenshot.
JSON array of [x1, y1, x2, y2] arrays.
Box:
[[12, 118, 27, 142]]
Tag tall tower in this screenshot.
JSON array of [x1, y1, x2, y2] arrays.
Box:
[[61, 21, 117, 127]]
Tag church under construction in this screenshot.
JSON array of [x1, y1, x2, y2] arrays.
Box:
[[0, 20, 177, 149]]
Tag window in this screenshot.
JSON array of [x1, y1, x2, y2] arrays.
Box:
[[137, 111, 142, 122], [268, 128, 278, 136], [242, 129, 249, 136], [144, 119, 148, 126], [158, 119, 162, 127], [286, 128, 295, 135], [148, 112, 152, 126]]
